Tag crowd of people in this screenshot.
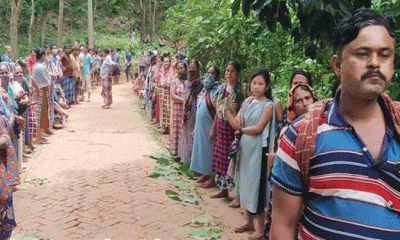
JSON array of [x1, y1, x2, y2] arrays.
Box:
[[133, 8, 400, 240], [0, 42, 136, 236], [0, 7, 396, 240], [133, 41, 319, 240]]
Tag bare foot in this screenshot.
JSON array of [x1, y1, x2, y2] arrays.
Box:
[[196, 176, 209, 184], [249, 231, 264, 240], [199, 177, 215, 188], [228, 195, 240, 208], [210, 189, 229, 199], [37, 138, 49, 144], [234, 223, 255, 233]]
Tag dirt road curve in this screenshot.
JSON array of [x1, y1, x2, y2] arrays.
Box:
[[11, 82, 248, 240]]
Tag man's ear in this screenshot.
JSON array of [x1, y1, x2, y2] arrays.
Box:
[[331, 54, 342, 79]]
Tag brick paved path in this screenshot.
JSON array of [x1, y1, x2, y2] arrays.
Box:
[[11, 83, 248, 240]]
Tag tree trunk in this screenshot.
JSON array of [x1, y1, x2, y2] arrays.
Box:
[[139, 0, 145, 45], [57, 0, 64, 47], [147, 0, 151, 41], [88, 0, 94, 48], [10, 0, 23, 59], [28, 0, 35, 51], [41, 14, 47, 47], [152, 0, 157, 42]]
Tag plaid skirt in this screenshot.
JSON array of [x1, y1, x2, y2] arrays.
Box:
[[101, 75, 113, 105], [62, 76, 75, 105], [169, 102, 183, 156], [212, 116, 236, 176], [159, 87, 171, 128]]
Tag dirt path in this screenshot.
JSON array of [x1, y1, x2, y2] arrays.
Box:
[[11, 81, 249, 240]]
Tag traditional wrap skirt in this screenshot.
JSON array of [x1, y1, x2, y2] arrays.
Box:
[[49, 82, 55, 126], [101, 75, 113, 105], [35, 86, 52, 131], [212, 116, 236, 175], [169, 101, 183, 156], [62, 76, 75, 106], [154, 86, 160, 123], [28, 91, 39, 140], [159, 87, 171, 129]]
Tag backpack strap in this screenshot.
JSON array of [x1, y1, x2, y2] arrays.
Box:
[[382, 93, 400, 139], [295, 98, 331, 195]]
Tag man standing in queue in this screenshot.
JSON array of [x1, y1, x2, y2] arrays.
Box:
[[270, 9, 400, 239]]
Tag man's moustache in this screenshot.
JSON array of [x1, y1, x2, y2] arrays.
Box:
[[361, 70, 386, 81]]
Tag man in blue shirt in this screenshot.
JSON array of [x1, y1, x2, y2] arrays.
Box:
[[80, 46, 92, 101], [2, 46, 12, 63], [124, 50, 133, 82], [270, 9, 400, 240]]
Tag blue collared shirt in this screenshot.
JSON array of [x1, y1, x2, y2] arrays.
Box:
[[271, 94, 400, 239]]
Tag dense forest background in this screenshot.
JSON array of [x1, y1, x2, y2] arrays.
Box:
[[3, 0, 400, 101]]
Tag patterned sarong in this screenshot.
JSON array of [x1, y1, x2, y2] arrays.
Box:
[[212, 116, 236, 176], [101, 75, 113, 105], [35, 86, 52, 130], [28, 90, 39, 140], [160, 87, 171, 128], [49, 82, 55, 126], [169, 80, 184, 156], [62, 77, 75, 106]]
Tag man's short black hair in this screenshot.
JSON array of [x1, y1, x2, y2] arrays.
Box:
[[333, 8, 395, 56]]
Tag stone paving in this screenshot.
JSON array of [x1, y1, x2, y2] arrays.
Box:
[[11, 83, 202, 239], [11, 82, 248, 240]]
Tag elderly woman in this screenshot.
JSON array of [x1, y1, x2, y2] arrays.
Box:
[[262, 82, 318, 239], [32, 49, 53, 143], [286, 83, 318, 124], [13, 64, 32, 152]]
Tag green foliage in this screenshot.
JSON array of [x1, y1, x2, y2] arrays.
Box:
[[191, 216, 211, 226], [188, 227, 221, 239], [232, 0, 372, 52], [189, 216, 220, 240], [177, 163, 194, 179]]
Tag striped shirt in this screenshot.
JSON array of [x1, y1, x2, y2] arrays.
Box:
[[271, 96, 400, 239]]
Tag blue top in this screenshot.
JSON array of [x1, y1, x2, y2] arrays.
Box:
[[2, 53, 12, 63], [272, 94, 400, 239], [80, 54, 92, 77], [112, 53, 120, 68], [100, 55, 114, 78], [125, 52, 132, 64]]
